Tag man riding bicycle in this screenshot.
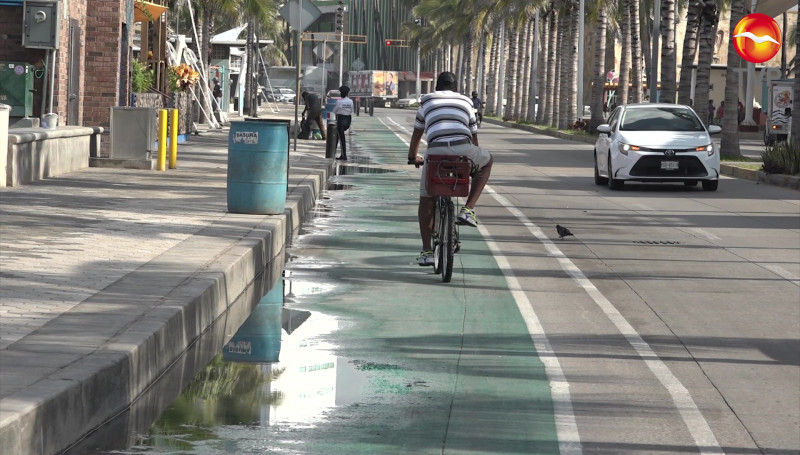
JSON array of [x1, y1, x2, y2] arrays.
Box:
[[408, 72, 493, 266], [471, 91, 483, 125]]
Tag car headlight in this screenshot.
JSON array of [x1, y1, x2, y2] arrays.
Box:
[[695, 144, 714, 156], [618, 143, 646, 156]]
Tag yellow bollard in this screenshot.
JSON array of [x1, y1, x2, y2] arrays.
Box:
[[157, 109, 167, 171], [169, 109, 178, 169]]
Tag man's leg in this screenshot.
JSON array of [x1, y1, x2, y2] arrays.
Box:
[[465, 156, 493, 209], [418, 196, 434, 251], [337, 124, 347, 158], [314, 114, 327, 139]]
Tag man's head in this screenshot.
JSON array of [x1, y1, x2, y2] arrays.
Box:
[[471, 91, 478, 98], [339, 85, 350, 97], [435, 71, 457, 91], [302, 90, 309, 99], [212, 78, 218, 83]]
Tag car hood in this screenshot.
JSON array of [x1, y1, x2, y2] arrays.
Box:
[[617, 131, 711, 148]]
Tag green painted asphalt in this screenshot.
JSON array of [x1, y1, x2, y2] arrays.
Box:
[[279, 116, 560, 454]]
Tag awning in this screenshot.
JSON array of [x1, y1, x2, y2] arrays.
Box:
[[134, 1, 168, 22]]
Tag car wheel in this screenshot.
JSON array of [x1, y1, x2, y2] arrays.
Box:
[[702, 180, 719, 191], [607, 156, 623, 190], [684, 180, 698, 187], [594, 153, 608, 185]]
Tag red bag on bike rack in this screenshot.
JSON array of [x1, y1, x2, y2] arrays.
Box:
[[426, 155, 471, 197]]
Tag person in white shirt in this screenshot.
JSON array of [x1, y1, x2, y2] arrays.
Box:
[[333, 85, 354, 160]]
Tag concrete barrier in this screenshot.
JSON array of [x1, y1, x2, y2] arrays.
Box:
[[6, 126, 104, 187], [0, 104, 9, 187]]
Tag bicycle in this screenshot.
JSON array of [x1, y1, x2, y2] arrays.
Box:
[[410, 154, 472, 283]]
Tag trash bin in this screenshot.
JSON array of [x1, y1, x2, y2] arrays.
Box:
[[227, 119, 290, 214], [222, 280, 283, 363]]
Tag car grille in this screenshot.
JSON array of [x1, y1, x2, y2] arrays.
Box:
[[629, 155, 709, 177]]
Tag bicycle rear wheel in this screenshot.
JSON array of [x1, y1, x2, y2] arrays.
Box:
[[440, 199, 455, 283], [433, 199, 443, 274]]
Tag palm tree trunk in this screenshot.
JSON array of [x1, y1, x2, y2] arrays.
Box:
[[505, 24, 519, 121], [567, 0, 578, 124], [558, 11, 570, 129], [678, 0, 702, 106], [544, 7, 558, 126], [694, 0, 720, 126], [618, 0, 631, 106], [630, 0, 643, 103], [792, 11, 800, 140], [590, 2, 608, 132], [520, 18, 533, 121], [660, 0, 677, 103], [496, 21, 507, 117], [465, 35, 474, 95], [536, 10, 549, 125], [486, 26, 499, 116], [721, 0, 744, 158]]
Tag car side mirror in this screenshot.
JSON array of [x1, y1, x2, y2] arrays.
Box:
[[707, 124, 722, 135], [597, 124, 611, 134]]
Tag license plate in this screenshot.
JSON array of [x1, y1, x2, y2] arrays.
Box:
[[660, 160, 679, 170]]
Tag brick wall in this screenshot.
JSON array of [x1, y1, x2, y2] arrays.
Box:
[[84, 0, 128, 128]]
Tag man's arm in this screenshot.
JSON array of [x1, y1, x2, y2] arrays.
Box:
[[408, 128, 425, 166]]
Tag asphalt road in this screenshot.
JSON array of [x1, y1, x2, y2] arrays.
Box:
[[276, 109, 799, 455]]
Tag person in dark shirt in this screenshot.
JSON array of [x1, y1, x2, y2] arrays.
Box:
[[301, 91, 326, 140]]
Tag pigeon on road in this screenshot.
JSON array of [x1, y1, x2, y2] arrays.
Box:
[[556, 225, 573, 239]]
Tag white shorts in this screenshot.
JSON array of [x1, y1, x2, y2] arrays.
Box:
[[419, 141, 491, 197]]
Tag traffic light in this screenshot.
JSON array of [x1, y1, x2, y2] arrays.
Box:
[[385, 39, 407, 46], [336, 0, 344, 32]]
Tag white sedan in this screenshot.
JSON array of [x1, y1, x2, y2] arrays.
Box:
[[594, 103, 722, 191]]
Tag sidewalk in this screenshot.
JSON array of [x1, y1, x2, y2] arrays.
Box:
[[0, 111, 333, 454]]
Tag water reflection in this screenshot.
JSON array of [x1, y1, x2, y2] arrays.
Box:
[[131, 284, 368, 452]]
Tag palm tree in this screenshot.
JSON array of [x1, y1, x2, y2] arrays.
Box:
[[792, 11, 800, 140], [721, 0, 744, 158], [535, 7, 551, 125], [557, 9, 571, 129], [590, 1, 609, 131], [659, 0, 677, 103], [693, 0, 721, 126], [617, 0, 631, 106], [678, 0, 702, 107], [544, 5, 558, 126], [629, 0, 643, 103]]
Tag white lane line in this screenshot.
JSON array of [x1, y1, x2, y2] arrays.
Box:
[[486, 186, 724, 455], [762, 264, 800, 286], [691, 228, 722, 241], [477, 222, 583, 455]]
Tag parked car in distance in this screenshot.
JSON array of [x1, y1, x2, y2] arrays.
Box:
[[277, 88, 296, 104], [260, 87, 281, 102], [594, 103, 721, 191], [397, 93, 421, 108], [326, 89, 341, 102]]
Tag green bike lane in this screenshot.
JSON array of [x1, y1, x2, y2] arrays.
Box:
[[274, 116, 561, 454]]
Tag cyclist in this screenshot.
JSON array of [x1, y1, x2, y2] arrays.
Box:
[[408, 72, 493, 266], [470, 91, 483, 125]]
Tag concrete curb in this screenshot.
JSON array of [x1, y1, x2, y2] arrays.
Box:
[[483, 118, 798, 191], [0, 146, 335, 454]]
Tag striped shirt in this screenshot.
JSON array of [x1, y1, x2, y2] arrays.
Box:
[[414, 90, 478, 144]]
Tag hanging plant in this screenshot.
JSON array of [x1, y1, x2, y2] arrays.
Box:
[[170, 63, 200, 91]]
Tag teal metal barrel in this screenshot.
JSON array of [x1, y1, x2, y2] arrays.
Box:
[[227, 119, 290, 214]]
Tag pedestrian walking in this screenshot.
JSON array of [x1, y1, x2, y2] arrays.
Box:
[[708, 100, 715, 125], [301, 91, 326, 140], [333, 85, 354, 160], [212, 78, 222, 113], [716, 100, 725, 124]]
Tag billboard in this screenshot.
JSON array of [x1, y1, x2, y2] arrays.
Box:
[[349, 71, 398, 98]]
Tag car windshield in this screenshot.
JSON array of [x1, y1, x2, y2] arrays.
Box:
[[279, 89, 294, 95], [620, 107, 704, 132]]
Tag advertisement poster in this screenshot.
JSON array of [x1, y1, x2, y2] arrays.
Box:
[[371, 71, 385, 97], [384, 71, 398, 97]]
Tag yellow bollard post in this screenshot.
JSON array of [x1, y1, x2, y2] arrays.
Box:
[[169, 109, 178, 169], [157, 109, 167, 171]]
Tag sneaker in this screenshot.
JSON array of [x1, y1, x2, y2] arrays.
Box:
[[417, 250, 434, 267], [457, 207, 478, 227]]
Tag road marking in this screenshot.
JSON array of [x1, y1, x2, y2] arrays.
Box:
[[691, 227, 722, 241], [485, 186, 724, 455], [478, 221, 583, 455], [762, 264, 800, 285]]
